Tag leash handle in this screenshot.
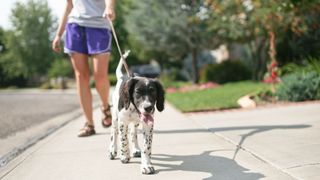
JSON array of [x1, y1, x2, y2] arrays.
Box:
[[106, 16, 131, 77]]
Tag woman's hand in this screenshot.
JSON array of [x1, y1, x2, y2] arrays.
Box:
[[52, 0, 72, 53], [104, 6, 116, 21], [52, 36, 61, 52]]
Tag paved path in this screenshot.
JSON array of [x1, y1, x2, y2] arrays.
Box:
[[0, 102, 319, 180], [188, 102, 320, 180]]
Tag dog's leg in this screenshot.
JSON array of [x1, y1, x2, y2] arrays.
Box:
[[141, 123, 155, 174], [119, 122, 130, 163], [108, 117, 118, 160], [130, 122, 141, 157]]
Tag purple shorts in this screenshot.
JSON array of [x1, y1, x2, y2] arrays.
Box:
[[64, 23, 112, 55]]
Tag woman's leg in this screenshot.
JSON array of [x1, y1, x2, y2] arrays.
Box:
[[92, 53, 110, 109], [70, 53, 94, 126]]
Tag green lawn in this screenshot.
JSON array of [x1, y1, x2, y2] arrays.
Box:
[[166, 81, 271, 112]]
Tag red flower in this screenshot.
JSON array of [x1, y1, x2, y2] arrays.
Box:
[[271, 71, 277, 79], [270, 61, 278, 68], [166, 87, 178, 93]]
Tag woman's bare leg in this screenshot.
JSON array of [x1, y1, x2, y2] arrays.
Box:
[[92, 53, 110, 108], [70, 53, 93, 126]]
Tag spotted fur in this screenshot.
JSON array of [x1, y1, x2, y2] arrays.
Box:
[[108, 57, 165, 175]]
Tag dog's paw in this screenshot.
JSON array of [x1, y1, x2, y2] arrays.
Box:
[[132, 150, 141, 158], [141, 165, 155, 174], [108, 151, 117, 160], [120, 156, 130, 164]]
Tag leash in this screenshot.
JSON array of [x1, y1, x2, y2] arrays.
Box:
[[106, 16, 132, 77]]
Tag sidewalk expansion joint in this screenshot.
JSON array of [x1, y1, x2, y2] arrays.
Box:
[[285, 162, 320, 170]]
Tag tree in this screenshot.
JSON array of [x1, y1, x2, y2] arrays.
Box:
[[277, 2, 320, 64], [125, 0, 214, 83], [0, 28, 5, 53], [206, 0, 319, 80], [7, 0, 55, 84], [0, 28, 28, 87], [109, 0, 134, 71]]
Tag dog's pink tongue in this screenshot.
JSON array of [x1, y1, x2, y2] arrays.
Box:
[[140, 114, 154, 126]]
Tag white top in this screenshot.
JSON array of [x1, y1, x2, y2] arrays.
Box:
[[68, 0, 110, 29]]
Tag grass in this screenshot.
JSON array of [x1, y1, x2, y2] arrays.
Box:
[[166, 81, 271, 112]]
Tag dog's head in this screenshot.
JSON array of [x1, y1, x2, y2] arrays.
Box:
[[119, 77, 165, 122]]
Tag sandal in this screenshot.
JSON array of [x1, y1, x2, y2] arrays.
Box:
[[101, 105, 112, 128], [78, 123, 96, 137]]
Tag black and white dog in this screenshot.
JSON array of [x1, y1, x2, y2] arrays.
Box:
[[109, 51, 165, 174]]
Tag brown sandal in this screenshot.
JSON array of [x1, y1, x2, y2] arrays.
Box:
[[78, 123, 96, 137], [101, 105, 112, 128]]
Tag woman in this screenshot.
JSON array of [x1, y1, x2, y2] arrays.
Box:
[[52, 0, 115, 137]]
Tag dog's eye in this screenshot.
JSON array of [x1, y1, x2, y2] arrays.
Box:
[[149, 87, 157, 95], [135, 89, 143, 94]]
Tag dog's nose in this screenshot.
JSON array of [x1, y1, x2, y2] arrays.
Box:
[[144, 106, 153, 113]]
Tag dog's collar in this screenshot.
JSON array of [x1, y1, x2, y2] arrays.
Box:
[[131, 101, 141, 115]]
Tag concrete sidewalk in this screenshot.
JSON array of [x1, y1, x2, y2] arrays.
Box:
[[0, 102, 319, 180], [188, 102, 320, 180]]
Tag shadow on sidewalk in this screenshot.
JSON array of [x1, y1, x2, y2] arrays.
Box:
[[153, 150, 264, 180], [155, 124, 311, 160]]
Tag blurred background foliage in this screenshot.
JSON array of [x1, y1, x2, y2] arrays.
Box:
[[0, 0, 319, 88]]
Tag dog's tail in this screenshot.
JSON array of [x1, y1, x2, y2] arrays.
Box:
[[116, 50, 131, 79]]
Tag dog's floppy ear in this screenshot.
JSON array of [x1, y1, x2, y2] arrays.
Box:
[[154, 80, 165, 112], [119, 78, 137, 110]]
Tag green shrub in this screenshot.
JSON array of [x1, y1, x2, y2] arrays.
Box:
[[280, 57, 320, 76], [39, 81, 54, 89], [48, 59, 73, 78], [90, 74, 117, 88], [160, 76, 190, 89], [159, 68, 189, 88], [276, 71, 320, 102], [200, 60, 251, 84], [109, 74, 117, 86]]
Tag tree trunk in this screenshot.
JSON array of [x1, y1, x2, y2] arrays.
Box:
[[268, 31, 277, 63], [249, 41, 258, 80], [249, 38, 267, 81], [191, 48, 199, 84], [257, 38, 268, 80], [268, 30, 278, 92]]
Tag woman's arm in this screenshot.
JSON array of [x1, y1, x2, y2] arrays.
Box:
[[52, 0, 73, 52], [105, 0, 116, 21]]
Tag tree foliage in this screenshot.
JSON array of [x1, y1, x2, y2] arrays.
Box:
[[206, 0, 319, 79], [125, 0, 214, 83], [0, 0, 55, 86], [0, 0, 319, 87]]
